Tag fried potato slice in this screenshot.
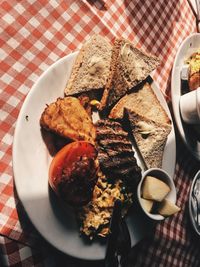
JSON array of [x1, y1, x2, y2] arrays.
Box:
[[40, 97, 96, 144]]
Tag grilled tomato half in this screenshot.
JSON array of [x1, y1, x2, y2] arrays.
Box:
[[49, 141, 98, 206]]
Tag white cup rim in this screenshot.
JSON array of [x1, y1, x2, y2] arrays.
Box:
[[196, 87, 200, 119]]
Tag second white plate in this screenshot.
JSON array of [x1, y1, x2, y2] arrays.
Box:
[[171, 33, 200, 160]]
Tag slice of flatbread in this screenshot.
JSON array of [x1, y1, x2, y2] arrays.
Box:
[[100, 38, 160, 110], [126, 109, 171, 169], [109, 83, 170, 125], [40, 97, 96, 144], [65, 34, 112, 96]]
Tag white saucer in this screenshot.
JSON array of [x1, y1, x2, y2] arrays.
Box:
[[188, 170, 200, 236], [171, 33, 200, 160]]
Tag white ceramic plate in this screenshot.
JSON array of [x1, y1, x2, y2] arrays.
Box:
[[188, 170, 200, 236], [13, 52, 176, 260], [171, 33, 200, 160]]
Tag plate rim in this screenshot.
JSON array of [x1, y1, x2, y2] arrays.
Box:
[[188, 170, 200, 236]]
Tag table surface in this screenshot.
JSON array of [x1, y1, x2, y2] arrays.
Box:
[[1, 0, 200, 266]]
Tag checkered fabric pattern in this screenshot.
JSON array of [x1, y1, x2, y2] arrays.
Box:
[[0, 0, 200, 266]]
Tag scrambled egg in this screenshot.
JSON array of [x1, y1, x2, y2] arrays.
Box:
[[186, 49, 200, 75], [77, 172, 133, 239]]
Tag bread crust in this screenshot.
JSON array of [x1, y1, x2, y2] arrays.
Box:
[[100, 39, 126, 110]]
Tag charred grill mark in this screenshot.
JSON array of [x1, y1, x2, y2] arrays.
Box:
[[103, 149, 135, 158], [98, 139, 132, 149], [99, 157, 137, 170], [96, 130, 128, 140], [95, 119, 141, 188]]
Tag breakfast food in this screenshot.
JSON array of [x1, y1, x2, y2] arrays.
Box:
[[77, 94, 93, 117], [157, 199, 180, 216], [65, 34, 112, 96], [78, 172, 131, 238], [49, 141, 98, 206], [186, 49, 200, 90], [110, 83, 172, 169], [126, 110, 171, 169], [40, 34, 174, 240], [142, 176, 170, 202], [140, 175, 180, 217], [40, 97, 96, 144], [109, 83, 170, 124], [140, 198, 154, 213], [100, 38, 160, 110], [95, 118, 142, 188], [183, 50, 200, 137], [78, 118, 141, 239]]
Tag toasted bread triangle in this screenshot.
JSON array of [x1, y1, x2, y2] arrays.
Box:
[[100, 38, 160, 110], [126, 109, 171, 169], [65, 34, 112, 96], [109, 83, 170, 125]]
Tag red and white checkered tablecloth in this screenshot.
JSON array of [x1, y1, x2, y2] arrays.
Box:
[[1, 0, 200, 266]]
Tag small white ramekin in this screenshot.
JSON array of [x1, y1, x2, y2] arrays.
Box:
[[137, 168, 176, 221]]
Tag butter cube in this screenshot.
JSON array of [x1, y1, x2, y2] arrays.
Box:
[[157, 199, 181, 216], [140, 198, 154, 213], [142, 176, 170, 202]]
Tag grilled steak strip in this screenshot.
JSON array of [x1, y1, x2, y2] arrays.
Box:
[[95, 119, 141, 189]]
